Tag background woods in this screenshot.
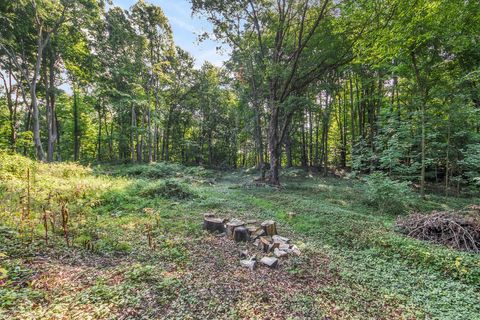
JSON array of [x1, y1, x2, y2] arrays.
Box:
[[1, 0, 479, 192]]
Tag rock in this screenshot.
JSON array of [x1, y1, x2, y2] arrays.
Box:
[[260, 256, 279, 269], [233, 226, 250, 242], [203, 217, 225, 233], [279, 243, 290, 251], [287, 211, 297, 218], [274, 248, 288, 258], [240, 259, 256, 271], [215, 232, 226, 237], [286, 245, 301, 256], [246, 219, 257, 224], [226, 219, 245, 238], [272, 235, 290, 243], [239, 249, 249, 259], [261, 220, 278, 236]]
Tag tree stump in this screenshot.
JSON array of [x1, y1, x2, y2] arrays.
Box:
[[226, 219, 245, 238], [261, 220, 277, 236], [233, 226, 250, 242], [204, 212, 216, 219], [203, 217, 225, 233]]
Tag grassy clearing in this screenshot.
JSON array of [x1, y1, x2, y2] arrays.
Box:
[[0, 154, 479, 319]]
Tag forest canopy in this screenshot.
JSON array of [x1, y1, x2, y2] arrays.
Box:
[[1, 0, 479, 192]]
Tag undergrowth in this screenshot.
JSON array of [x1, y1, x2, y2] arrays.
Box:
[[1, 152, 479, 319]]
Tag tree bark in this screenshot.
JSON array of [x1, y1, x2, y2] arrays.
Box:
[[73, 86, 80, 161], [46, 48, 58, 162]]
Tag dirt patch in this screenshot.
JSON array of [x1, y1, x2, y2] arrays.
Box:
[[160, 235, 332, 319]]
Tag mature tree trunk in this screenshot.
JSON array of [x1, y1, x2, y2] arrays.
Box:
[[147, 99, 152, 162], [267, 97, 281, 185], [96, 104, 102, 162], [301, 112, 308, 168], [73, 86, 80, 161], [46, 49, 58, 162], [349, 75, 355, 163], [411, 51, 427, 198], [0, 68, 18, 151], [254, 102, 265, 178], [308, 109, 313, 167], [285, 127, 293, 168], [130, 103, 136, 162], [31, 33, 48, 161]]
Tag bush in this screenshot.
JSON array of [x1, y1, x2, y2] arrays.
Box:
[[362, 172, 413, 214], [139, 179, 195, 200], [459, 144, 480, 190], [113, 162, 215, 180]]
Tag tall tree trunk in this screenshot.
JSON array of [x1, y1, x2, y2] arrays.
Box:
[[349, 75, 355, 165], [131, 103, 136, 162], [411, 51, 427, 198], [46, 49, 57, 162], [31, 33, 48, 161], [308, 109, 313, 167], [97, 104, 102, 162], [73, 86, 80, 161], [0, 68, 17, 151], [268, 98, 280, 185], [301, 113, 308, 168], [285, 126, 293, 168], [254, 102, 265, 178]]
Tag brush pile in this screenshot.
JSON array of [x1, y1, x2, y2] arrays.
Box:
[[395, 208, 480, 253]]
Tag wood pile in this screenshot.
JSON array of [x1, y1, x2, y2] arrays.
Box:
[[203, 213, 301, 270], [395, 210, 480, 253]]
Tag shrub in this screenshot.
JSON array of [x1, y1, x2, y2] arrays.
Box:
[[459, 144, 480, 190], [139, 179, 195, 200], [362, 172, 413, 214]]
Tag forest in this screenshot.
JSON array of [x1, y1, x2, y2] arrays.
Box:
[[1, 0, 479, 319]]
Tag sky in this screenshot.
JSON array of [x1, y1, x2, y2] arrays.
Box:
[[114, 0, 228, 68]]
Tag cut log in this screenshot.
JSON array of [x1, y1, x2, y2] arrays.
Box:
[[233, 226, 250, 242], [260, 256, 279, 269], [251, 228, 266, 240], [268, 241, 280, 252], [258, 236, 272, 253], [261, 220, 277, 236], [203, 217, 225, 233], [226, 219, 245, 238]]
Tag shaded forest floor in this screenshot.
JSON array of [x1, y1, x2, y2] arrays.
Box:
[[1, 159, 479, 319]]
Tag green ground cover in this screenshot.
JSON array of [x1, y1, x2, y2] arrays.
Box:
[[1, 154, 479, 319]]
